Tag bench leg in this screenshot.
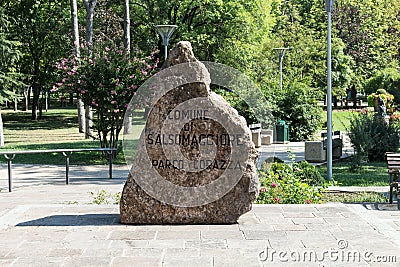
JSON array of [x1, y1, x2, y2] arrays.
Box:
[[4, 154, 16, 192], [107, 151, 113, 179], [390, 174, 394, 204], [62, 152, 73, 184]]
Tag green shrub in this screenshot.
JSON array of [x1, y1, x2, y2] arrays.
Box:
[[364, 68, 400, 104], [273, 82, 323, 141], [256, 162, 325, 204], [348, 112, 399, 167]]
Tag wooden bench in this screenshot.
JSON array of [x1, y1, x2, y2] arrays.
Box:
[[0, 148, 117, 192], [386, 152, 400, 203]]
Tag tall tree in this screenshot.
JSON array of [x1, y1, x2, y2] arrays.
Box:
[[6, 0, 70, 120], [123, 0, 130, 53], [70, 0, 86, 133], [83, 0, 97, 138], [0, 6, 25, 146], [123, 0, 133, 135]]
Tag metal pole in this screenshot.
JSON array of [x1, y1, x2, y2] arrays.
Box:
[[8, 159, 12, 192], [62, 152, 72, 184], [327, 10, 333, 180], [279, 54, 283, 90], [164, 45, 168, 60], [108, 150, 113, 179], [5, 154, 15, 192]]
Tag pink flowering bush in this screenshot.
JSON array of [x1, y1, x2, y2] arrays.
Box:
[[53, 44, 159, 153], [256, 161, 325, 204]]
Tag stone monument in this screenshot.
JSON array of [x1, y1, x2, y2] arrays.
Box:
[[120, 41, 259, 224]]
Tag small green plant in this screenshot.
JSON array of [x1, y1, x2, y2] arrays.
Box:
[[256, 161, 326, 204], [348, 112, 399, 169], [89, 189, 121, 205]]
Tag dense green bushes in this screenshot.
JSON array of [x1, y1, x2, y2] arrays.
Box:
[[256, 160, 325, 204], [272, 82, 323, 141], [348, 112, 399, 168]]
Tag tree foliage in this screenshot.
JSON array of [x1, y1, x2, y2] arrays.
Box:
[[53, 43, 159, 152], [0, 6, 24, 104]]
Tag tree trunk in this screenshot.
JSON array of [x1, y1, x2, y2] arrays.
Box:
[[0, 109, 4, 147], [83, 0, 97, 53], [31, 59, 40, 120], [23, 88, 29, 111], [70, 0, 86, 133], [70, 0, 80, 59], [85, 105, 93, 139], [123, 0, 132, 135], [123, 0, 130, 53], [77, 98, 85, 133], [31, 84, 39, 120], [83, 0, 96, 138]]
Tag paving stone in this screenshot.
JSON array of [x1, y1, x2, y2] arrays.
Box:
[[283, 212, 316, 218], [226, 239, 270, 249], [12, 257, 65, 267], [111, 256, 162, 267], [200, 230, 244, 240], [201, 248, 262, 259], [251, 205, 283, 213], [135, 225, 172, 231], [110, 240, 149, 249], [123, 248, 164, 257], [0, 247, 12, 258], [306, 224, 342, 231], [164, 248, 200, 258], [185, 240, 227, 249], [147, 239, 185, 248], [312, 212, 345, 218], [0, 258, 16, 266], [47, 248, 83, 257], [162, 256, 213, 267], [207, 224, 240, 231], [291, 217, 326, 225], [267, 240, 305, 250], [213, 255, 262, 267], [64, 239, 111, 249], [239, 224, 274, 231], [169, 225, 209, 231], [243, 230, 287, 240], [63, 256, 111, 267], [286, 231, 336, 243], [281, 206, 317, 212], [156, 230, 200, 240], [257, 216, 293, 225], [82, 247, 123, 257], [272, 224, 307, 231], [108, 230, 156, 240]]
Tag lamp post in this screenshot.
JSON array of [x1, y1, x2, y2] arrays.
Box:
[[273, 47, 290, 90], [155, 25, 177, 60], [325, 0, 334, 181]]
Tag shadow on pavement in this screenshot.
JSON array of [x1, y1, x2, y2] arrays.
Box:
[[16, 214, 121, 226]]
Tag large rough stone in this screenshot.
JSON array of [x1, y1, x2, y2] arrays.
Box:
[[120, 41, 259, 224]]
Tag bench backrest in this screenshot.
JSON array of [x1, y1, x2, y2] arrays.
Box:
[[386, 152, 400, 172]]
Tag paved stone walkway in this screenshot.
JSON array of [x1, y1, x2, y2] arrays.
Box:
[[0, 169, 399, 266]]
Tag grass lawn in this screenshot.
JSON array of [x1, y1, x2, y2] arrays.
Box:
[[0, 108, 127, 165], [317, 157, 388, 186], [321, 110, 357, 132]]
